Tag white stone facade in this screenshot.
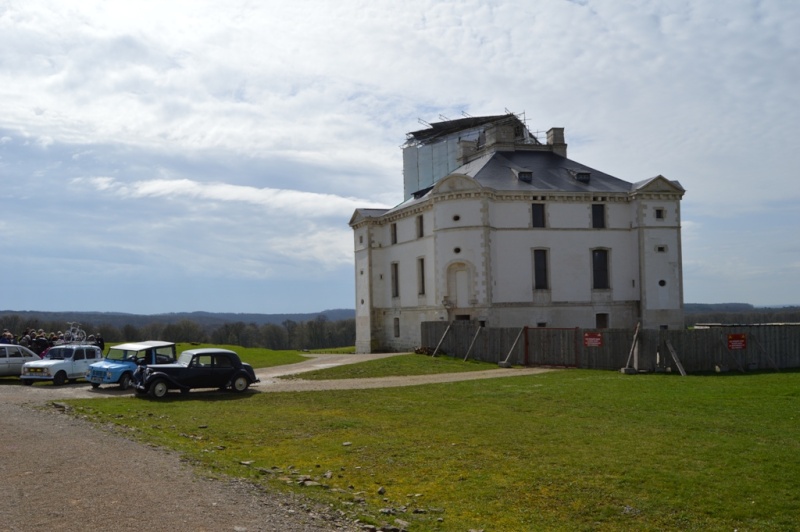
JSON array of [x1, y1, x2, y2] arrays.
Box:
[[350, 115, 685, 353]]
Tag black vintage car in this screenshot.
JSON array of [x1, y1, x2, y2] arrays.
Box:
[[134, 348, 259, 398]]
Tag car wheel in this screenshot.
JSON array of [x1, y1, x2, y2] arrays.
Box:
[[231, 375, 249, 393], [119, 373, 132, 391], [149, 379, 169, 399], [53, 371, 67, 386], [22, 380, 34, 386], [91, 383, 101, 389]]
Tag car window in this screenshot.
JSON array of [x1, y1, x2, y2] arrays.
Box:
[[193, 355, 213, 367], [47, 348, 66, 360], [154, 346, 176, 360], [73, 349, 86, 361], [214, 355, 232, 368], [106, 349, 130, 361], [9, 346, 22, 358], [0, 347, 6, 358]]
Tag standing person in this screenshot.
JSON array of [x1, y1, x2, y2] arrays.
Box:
[[94, 333, 105, 353], [33, 334, 49, 357]]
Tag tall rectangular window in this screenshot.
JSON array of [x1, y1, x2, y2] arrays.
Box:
[[417, 257, 426, 295], [595, 313, 609, 329], [592, 249, 610, 289], [391, 262, 399, 297], [533, 249, 548, 290], [416, 215, 424, 238], [390, 223, 397, 244], [531, 203, 545, 228], [592, 204, 606, 229], [393, 317, 400, 337]]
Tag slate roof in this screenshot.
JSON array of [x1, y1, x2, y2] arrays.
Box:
[[460, 150, 634, 193]]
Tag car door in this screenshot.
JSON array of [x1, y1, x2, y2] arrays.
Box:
[[209, 354, 236, 387], [185, 354, 216, 388], [0, 346, 9, 377], [69, 348, 87, 378], [6, 346, 27, 375], [82, 347, 101, 375]]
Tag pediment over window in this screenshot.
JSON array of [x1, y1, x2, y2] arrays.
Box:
[[432, 173, 482, 194], [632, 175, 685, 195], [349, 208, 389, 226]]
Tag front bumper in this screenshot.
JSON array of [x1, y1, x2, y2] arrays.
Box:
[[20, 375, 54, 382], [88, 368, 119, 385]]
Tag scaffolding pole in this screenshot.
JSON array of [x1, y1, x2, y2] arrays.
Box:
[[499, 327, 525, 367], [623, 322, 640, 371], [463, 326, 483, 362], [666, 340, 687, 376], [431, 322, 452, 357]]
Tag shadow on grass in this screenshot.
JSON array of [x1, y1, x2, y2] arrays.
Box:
[[652, 367, 800, 378], [132, 388, 261, 402]]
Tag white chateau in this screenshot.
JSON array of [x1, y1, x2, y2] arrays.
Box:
[[350, 114, 685, 353]]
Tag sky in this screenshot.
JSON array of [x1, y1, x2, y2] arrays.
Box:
[[1, 0, 798, 315]]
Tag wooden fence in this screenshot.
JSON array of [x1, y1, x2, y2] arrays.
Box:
[[421, 322, 800, 373]]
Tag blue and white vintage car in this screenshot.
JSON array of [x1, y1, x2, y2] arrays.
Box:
[[86, 341, 176, 390]]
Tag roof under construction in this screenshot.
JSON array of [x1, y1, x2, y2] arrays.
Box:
[[406, 114, 530, 145]]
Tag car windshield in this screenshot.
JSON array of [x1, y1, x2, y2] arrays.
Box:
[[45, 348, 70, 360], [106, 349, 138, 361]]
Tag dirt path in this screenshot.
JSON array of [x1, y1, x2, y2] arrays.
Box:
[[0, 353, 551, 531], [254, 353, 553, 392]]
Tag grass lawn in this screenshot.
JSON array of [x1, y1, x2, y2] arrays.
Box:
[[65, 366, 800, 531], [174, 343, 310, 369]]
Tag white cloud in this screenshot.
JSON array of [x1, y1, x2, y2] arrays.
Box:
[[74, 177, 387, 217], [1, 0, 798, 312]]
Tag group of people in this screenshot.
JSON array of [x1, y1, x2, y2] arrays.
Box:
[[0, 328, 105, 357]]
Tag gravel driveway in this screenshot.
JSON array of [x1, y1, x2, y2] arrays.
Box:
[[0, 353, 551, 531]]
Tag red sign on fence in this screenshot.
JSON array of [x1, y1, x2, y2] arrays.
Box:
[[727, 333, 747, 350], [584, 332, 603, 348]]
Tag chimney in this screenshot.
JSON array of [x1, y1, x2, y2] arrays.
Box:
[[547, 127, 567, 157]]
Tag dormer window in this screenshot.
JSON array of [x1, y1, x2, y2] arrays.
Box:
[[569, 169, 591, 183], [518, 171, 533, 183]]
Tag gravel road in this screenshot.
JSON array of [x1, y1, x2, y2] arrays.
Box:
[[0, 354, 551, 531]]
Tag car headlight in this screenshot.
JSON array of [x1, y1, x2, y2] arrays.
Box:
[[106, 371, 113, 379]]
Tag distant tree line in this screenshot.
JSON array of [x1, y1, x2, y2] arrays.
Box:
[[684, 305, 800, 326], [4, 305, 797, 348], [0, 313, 355, 350]]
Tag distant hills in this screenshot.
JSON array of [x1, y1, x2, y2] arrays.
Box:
[[2, 304, 798, 330], [684, 303, 757, 314], [683, 303, 800, 326], [0, 309, 356, 329]]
